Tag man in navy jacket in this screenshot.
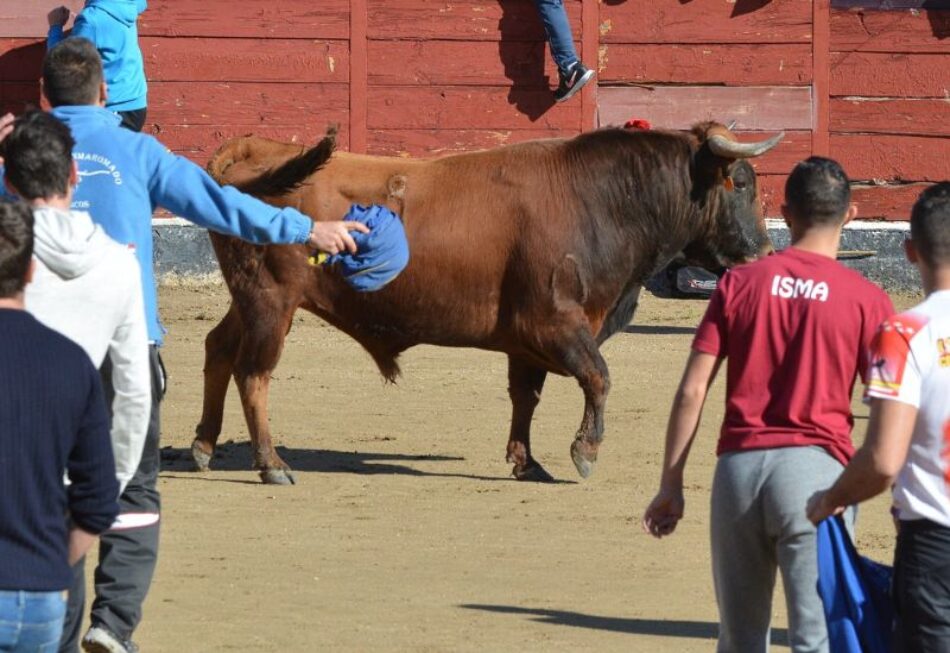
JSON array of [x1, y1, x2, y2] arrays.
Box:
[[0, 199, 119, 652]]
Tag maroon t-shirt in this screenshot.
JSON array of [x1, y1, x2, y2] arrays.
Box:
[[692, 247, 894, 465]]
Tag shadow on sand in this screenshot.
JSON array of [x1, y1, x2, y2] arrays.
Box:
[[460, 604, 790, 646], [160, 441, 576, 484]]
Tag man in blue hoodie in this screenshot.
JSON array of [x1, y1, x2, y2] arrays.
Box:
[[26, 38, 369, 653], [47, 0, 149, 132]]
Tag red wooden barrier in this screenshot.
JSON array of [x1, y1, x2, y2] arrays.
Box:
[[0, 0, 946, 220]]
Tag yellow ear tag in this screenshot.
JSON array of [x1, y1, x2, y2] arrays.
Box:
[[308, 252, 329, 266], [724, 176, 735, 192]]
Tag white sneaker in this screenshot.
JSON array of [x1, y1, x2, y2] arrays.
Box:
[[81, 626, 138, 653]]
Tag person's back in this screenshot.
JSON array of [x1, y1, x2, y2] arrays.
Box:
[[48, 0, 148, 130], [702, 245, 893, 464], [0, 308, 116, 590], [0, 199, 118, 653]]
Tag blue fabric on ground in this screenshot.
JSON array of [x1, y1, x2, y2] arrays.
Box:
[[816, 515, 894, 653], [325, 204, 409, 292]]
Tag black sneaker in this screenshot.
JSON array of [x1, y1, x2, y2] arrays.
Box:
[[554, 62, 594, 103]]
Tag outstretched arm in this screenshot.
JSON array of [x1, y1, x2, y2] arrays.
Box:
[[145, 141, 368, 252], [643, 350, 721, 538], [806, 398, 917, 524]]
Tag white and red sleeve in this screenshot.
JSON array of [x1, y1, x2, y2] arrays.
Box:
[[865, 313, 928, 407]]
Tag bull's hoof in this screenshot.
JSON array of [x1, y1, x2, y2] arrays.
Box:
[[191, 441, 213, 472], [512, 462, 555, 483], [259, 468, 296, 485], [570, 440, 597, 479]]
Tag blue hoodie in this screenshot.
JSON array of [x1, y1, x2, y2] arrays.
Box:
[[48, 105, 314, 344], [48, 0, 148, 112]]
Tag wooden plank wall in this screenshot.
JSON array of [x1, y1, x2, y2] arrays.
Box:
[[364, 0, 588, 156], [1, 0, 947, 221], [829, 3, 950, 219]]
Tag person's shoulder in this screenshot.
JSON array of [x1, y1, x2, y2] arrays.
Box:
[[811, 255, 888, 301]]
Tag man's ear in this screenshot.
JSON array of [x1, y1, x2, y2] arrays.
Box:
[[843, 203, 858, 225], [99, 81, 108, 107], [69, 160, 78, 188], [904, 238, 919, 264], [25, 258, 35, 286]]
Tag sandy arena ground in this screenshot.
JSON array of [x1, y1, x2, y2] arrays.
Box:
[[89, 284, 913, 652]]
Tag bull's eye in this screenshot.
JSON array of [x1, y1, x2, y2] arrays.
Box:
[[733, 180, 748, 190]]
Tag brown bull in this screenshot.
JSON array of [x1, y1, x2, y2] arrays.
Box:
[[193, 123, 782, 484]]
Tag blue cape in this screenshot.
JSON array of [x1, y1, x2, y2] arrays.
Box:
[[325, 204, 410, 292], [816, 516, 893, 653]]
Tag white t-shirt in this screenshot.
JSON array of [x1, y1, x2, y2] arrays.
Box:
[[866, 289, 950, 526]]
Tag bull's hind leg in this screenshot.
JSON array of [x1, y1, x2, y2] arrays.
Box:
[[232, 300, 299, 485], [506, 356, 552, 482], [192, 305, 241, 471]]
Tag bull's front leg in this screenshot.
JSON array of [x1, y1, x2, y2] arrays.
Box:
[[506, 356, 553, 482], [565, 329, 611, 479]]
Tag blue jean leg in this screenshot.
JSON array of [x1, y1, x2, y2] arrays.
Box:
[[0, 591, 67, 653], [532, 0, 579, 72]]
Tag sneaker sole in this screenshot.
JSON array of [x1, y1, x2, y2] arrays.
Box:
[[555, 69, 595, 103], [82, 642, 126, 653]]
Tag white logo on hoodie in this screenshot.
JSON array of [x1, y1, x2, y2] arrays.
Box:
[[75, 152, 123, 186]]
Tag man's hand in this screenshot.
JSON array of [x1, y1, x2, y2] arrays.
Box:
[[48, 5, 71, 27], [806, 489, 844, 526], [642, 485, 685, 539], [307, 220, 369, 256]]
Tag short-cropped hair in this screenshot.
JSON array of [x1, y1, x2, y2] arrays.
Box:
[[910, 182, 950, 267], [784, 157, 852, 227], [43, 37, 103, 107], [1, 110, 75, 200], [0, 200, 34, 298]]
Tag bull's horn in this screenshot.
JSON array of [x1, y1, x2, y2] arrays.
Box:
[[707, 132, 785, 158]]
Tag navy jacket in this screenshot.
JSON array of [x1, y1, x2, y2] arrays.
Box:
[[0, 310, 119, 591]]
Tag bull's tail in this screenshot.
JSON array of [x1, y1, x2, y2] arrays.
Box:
[[207, 125, 338, 195]]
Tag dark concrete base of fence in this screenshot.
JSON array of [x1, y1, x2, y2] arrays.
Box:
[[152, 222, 920, 292]]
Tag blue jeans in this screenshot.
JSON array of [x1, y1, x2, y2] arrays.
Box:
[[533, 0, 579, 72], [0, 591, 67, 653]]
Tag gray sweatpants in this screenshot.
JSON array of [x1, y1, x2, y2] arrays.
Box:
[[710, 446, 853, 653]]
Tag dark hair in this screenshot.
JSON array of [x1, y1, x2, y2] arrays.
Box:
[[784, 157, 851, 226], [0, 200, 34, 298], [910, 182, 950, 267], [0, 111, 75, 200], [42, 38, 103, 107]]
